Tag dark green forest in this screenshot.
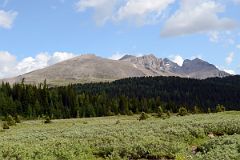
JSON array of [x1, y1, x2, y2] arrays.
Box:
[[0, 76, 240, 118]]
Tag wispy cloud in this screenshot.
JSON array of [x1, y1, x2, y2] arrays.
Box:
[[223, 69, 235, 75], [0, 10, 18, 29], [226, 52, 235, 65], [115, 0, 175, 25], [236, 44, 240, 49], [109, 52, 143, 60], [2, 0, 10, 7], [75, 0, 117, 25]]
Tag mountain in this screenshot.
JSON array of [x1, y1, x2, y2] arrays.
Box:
[[180, 58, 229, 79], [1, 54, 230, 85], [119, 54, 180, 77], [120, 54, 230, 79]]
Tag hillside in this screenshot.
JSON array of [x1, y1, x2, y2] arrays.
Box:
[[1, 54, 230, 86]]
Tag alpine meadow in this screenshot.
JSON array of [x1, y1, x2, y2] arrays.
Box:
[[1, 0, 240, 160]]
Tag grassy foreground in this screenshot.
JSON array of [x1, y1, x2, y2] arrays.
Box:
[[1, 112, 240, 160]]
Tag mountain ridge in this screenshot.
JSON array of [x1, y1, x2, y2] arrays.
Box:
[[1, 54, 231, 86]]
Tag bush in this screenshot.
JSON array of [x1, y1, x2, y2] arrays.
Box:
[[193, 106, 200, 114], [178, 107, 188, 116], [14, 115, 21, 123], [138, 112, 149, 121], [106, 111, 115, 116], [207, 108, 211, 113], [166, 111, 171, 118], [83, 121, 88, 124], [215, 104, 225, 113], [2, 122, 9, 129], [127, 111, 134, 116], [44, 116, 52, 124], [6, 115, 16, 126], [115, 120, 120, 124], [157, 106, 164, 117]]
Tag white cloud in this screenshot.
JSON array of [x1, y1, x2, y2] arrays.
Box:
[[224, 69, 235, 75], [0, 52, 77, 79], [0, 51, 16, 78], [16, 53, 50, 75], [75, 0, 174, 25], [209, 31, 220, 42], [226, 52, 234, 65], [75, 0, 117, 25], [48, 52, 76, 65], [115, 0, 175, 25], [109, 53, 143, 60], [233, 0, 240, 4], [109, 53, 125, 60], [76, 0, 110, 12], [161, 0, 237, 37], [0, 10, 18, 29], [236, 44, 240, 49], [170, 55, 184, 66]]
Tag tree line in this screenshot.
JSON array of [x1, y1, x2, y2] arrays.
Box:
[[0, 76, 240, 119]]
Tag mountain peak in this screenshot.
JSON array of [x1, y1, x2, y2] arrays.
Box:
[[193, 58, 202, 61], [119, 54, 136, 60], [79, 54, 96, 58], [142, 54, 157, 59]]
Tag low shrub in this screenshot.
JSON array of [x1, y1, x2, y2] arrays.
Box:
[[44, 116, 52, 124], [215, 104, 225, 112], [14, 115, 21, 123], [207, 108, 211, 113], [138, 112, 149, 121], [2, 122, 9, 129], [115, 120, 120, 124], [157, 106, 164, 118], [6, 115, 16, 126], [178, 107, 188, 116]]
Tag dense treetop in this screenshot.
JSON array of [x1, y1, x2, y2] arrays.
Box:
[[0, 76, 240, 118]]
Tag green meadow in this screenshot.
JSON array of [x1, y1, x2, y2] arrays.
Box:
[[1, 112, 240, 160]]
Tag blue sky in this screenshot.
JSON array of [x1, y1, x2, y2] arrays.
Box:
[[0, 0, 240, 78]]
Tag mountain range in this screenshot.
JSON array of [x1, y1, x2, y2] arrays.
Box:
[[1, 54, 230, 86]]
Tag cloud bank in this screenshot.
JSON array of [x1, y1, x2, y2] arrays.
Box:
[[161, 0, 237, 37], [0, 51, 77, 78], [76, 0, 175, 25], [76, 0, 237, 37]]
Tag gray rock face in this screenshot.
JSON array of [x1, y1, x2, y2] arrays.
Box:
[[1, 54, 230, 85], [163, 58, 183, 75], [120, 55, 230, 79], [180, 58, 229, 78]]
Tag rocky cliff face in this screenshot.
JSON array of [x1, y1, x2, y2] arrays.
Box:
[[120, 55, 230, 79]]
